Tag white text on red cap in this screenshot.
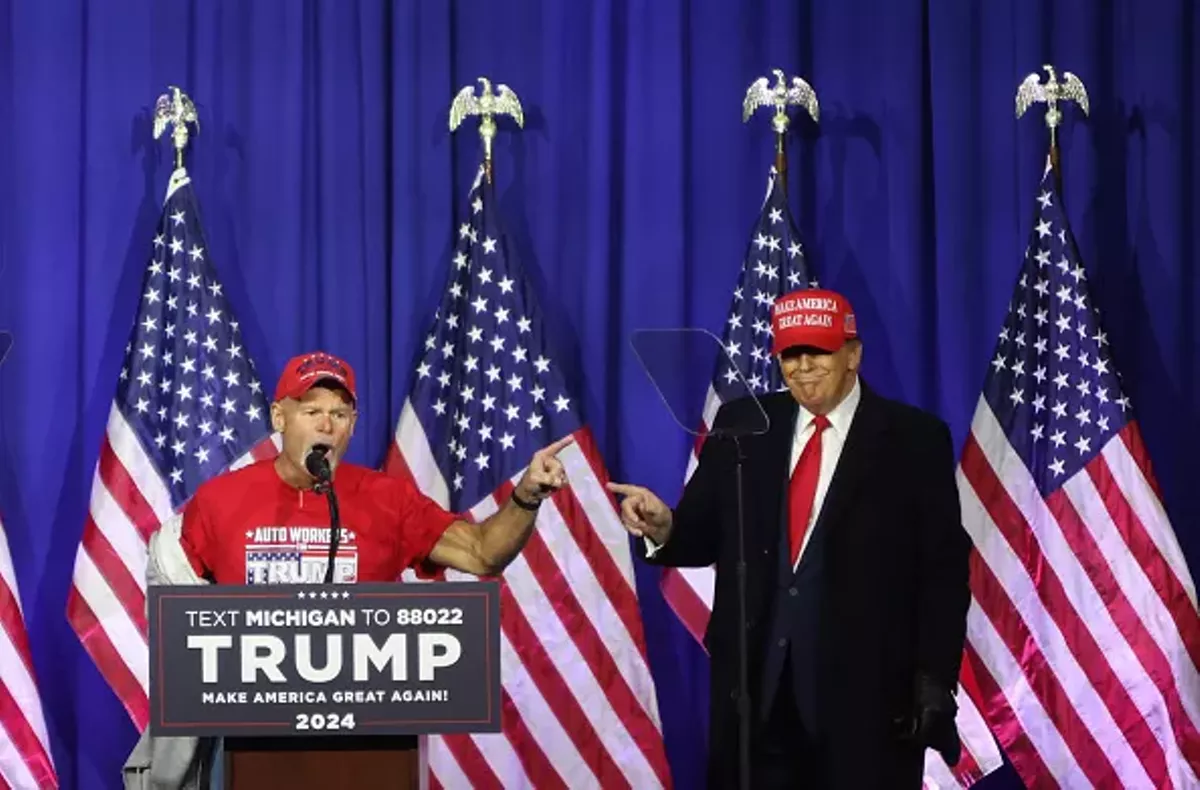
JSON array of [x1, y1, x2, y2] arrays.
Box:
[[773, 295, 841, 316]]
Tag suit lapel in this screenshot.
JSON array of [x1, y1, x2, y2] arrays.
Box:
[[809, 383, 888, 537]]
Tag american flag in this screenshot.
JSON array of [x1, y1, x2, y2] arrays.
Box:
[[0, 513, 58, 789], [958, 156, 1200, 788], [67, 168, 278, 730], [386, 163, 671, 789], [1, 292, 56, 790], [658, 167, 1003, 788]]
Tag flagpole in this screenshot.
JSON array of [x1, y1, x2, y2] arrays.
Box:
[[734, 67, 818, 790], [152, 85, 199, 171], [775, 127, 788, 192], [1015, 64, 1090, 187], [449, 77, 525, 185], [743, 68, 819, 198]]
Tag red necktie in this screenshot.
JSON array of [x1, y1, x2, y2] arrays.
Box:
[[789, 414, 830, 566]]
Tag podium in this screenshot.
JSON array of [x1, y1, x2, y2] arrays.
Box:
[[221, 734, 418, 790], [147, 582, 501, 790]]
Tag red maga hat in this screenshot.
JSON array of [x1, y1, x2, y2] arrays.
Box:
[[770, 288, 858, 354], [273, 351, 357, 403]]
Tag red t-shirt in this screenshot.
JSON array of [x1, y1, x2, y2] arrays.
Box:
[[180, 459, 458, 584]]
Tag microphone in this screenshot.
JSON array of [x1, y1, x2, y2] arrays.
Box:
[[303, 443, 340, 584], [304, 444, 332, 488]]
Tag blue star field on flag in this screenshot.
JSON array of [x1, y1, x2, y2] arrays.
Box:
[[981, 161, 1132, 495], [405, 165, 581, 512], [114, 169, 271, 507], [711, 167, 815, 401]]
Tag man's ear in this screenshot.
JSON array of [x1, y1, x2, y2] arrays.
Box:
[[270, 401, 286, 433], [847, 339, 864, 371]]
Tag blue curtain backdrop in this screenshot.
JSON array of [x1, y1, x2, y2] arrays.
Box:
[[2, 0, 1198, 787]]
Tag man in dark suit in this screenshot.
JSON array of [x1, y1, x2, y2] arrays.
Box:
[[608, 288, 971, 788]]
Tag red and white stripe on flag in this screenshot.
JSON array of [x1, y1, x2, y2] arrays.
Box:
[[959, 400, 1200, 788], [388, 401, 672, 789], [0, 515, 58, 789], [659, 386, 1004, 788], [65, 404, 279, 730]]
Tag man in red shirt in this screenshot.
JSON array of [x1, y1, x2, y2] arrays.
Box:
[[180, 350, 569, 584]]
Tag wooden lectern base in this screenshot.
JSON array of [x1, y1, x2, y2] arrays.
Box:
[[223, 735, 419, 790]]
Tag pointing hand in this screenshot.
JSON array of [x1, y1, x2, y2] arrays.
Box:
[[605, 482, 672, 545]]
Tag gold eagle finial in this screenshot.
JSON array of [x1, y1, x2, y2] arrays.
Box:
[[1016, 65, 1089, 149], [153, 86, 199, 169], [449, 78, 524, 182], [743, 68, 819, 135]]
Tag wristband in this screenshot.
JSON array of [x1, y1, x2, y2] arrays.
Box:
[[511, 491, 542, 511]]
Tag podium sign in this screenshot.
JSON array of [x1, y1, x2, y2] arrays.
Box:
[[147, 581, 501, 738]]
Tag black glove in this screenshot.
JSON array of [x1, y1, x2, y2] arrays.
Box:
[[898, 673, 961, 765]]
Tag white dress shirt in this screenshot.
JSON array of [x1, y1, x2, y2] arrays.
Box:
[[643, 377, 862, 563], [788, 376, 861, 569]]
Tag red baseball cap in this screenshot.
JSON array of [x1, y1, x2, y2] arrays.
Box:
[[770, 288, 858, 354], [274, 351, 357, 403]]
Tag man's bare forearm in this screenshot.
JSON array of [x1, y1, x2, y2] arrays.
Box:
[[475, 498, 539, 574], [427, 437, 570, 576]]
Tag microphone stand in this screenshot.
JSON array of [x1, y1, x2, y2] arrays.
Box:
[[703, 422, 756, 790], [731, 434, 751, 790], [313, 477, 341, 584]]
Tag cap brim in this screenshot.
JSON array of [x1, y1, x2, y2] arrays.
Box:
[[773, 335, 846, 355], [276, 377, 356, 403]]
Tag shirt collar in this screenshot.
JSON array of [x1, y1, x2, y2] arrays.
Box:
[[796, 375, 861, 437]]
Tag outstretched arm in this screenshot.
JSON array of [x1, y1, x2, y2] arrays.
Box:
[[608, 405, 734, 568], [428, 436, 573, 576]]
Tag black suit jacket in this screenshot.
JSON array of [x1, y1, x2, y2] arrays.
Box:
[[643, 381, 971, 788]]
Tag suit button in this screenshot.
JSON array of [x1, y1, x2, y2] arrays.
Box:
[[777, 638, 787, 648], [788, 587, 798, 597], [762, 549, 769, 556]]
